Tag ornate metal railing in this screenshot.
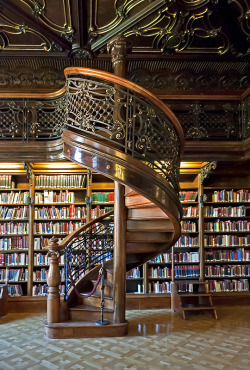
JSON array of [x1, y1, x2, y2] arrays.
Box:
[[64, 69, 183, 192], [64, 216, 114, 300], [0, 97, 65, 140]]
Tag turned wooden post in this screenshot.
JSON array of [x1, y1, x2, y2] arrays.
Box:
[[108, 34, 130, 324], [47, 237, 63, 323]]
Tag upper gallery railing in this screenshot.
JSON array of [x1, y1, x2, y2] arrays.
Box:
[[64, 68, 184, 192]]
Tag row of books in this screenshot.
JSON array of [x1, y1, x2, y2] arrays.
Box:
[[8, 285, 23, 296], [0, 268, 27, 282], [179, 191, 198, 202], [174, 265, 200, 277], [91, 206, 114, 219], [0, 175, 15, 189], [173, 252, 199, 263], [148, 267, 171, 278], [33, 221, 85, 234], [0, 192, 29, 204], [0, 253, 28, 266], [0, 236, 29, 250], [33, 268, 65, 281], [205, 250, 250, 262], [205, 265, 250, 277], [126, 267, 141, 279], [150, 253, 172, 263], [204, 206, 246, 217], [92, 192, 114, 203], [183, 207, 198, 217], [204, 235, 250, 247], [208, 279, 249, 292], [204, 220, 250, 232], [181, 221, 197, 232], [35, 174, 86, 188], [34, 253, 64, 265], [211, 189, 250, 203], [148, 281, 172, 294], [34, 205, 86, 219], [0, 223, 29, 235], [32, 284, 65, 296], [175, 236, 198, 248], [35, 191, 75, 204], [0, 206, 29, 219], [177, 283, 195, 293]]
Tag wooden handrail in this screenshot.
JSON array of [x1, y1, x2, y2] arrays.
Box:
[[58, 210, 114, 249], [64, 67, 185, 154]]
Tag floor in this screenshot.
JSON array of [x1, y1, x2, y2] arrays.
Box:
[[0, 307, 250, 370]]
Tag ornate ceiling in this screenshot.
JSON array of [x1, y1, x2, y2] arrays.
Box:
[[0, 0, 249, 58]]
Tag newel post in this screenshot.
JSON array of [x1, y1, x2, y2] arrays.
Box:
[[47, 237, 62, 323]]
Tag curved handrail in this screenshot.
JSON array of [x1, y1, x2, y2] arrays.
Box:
[[64, 67, 185, 153], [59, 209, 114, 249]]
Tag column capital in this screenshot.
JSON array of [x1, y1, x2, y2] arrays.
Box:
[[107, 34, 131, 68]]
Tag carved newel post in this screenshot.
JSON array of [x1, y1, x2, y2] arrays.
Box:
[[47, 236, 63, 323]]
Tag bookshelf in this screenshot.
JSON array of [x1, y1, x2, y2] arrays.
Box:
[[0, 165, 114, 297], [0, 174, 30, 297], [203, 186, 250, 294]]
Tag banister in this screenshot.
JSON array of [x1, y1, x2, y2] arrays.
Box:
[[64, 67, 185, 154], [58, 210, 114, 249]]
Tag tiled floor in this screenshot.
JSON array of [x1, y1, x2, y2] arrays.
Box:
[[0, 307, 250, 369]]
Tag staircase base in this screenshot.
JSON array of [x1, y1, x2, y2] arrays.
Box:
[[44, 320, 128, 339]]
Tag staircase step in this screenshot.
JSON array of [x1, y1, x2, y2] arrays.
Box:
[[126, 231, 171, 243], [127, 219, 174, 232], [93, 280, 113, 297], [80, 294, 113, 309], [181, 304, 215, 310], [44, 320, 128, 339], [128, 207, 168, 219], [69, 304, 113, 321]]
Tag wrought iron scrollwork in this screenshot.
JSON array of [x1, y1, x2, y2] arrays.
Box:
[[65, 75, 181, 192], [64, 217, 114, 299]]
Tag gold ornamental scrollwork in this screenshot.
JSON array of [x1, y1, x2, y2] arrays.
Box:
[[201, 161, 217, 184]]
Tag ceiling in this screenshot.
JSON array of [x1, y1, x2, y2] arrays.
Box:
[[0, 0, 249, 59]]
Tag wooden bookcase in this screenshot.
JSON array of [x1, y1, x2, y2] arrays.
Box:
[[1, 163, 249, 305], [0, 165, 114, 297]]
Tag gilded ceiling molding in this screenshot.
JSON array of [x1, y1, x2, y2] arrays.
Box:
[[231, 0, 250, 38]]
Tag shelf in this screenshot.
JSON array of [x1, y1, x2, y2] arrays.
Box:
[[92, 202, 114, 205], [0, 219, 29, 222], [205, 202, 250, 204], [0, 234, 28, 237], [204, 231, 250, 234], [0, 203, 28, 206], [204, 216, 249, 219], [205, 276, 250, 279], [205, 260, 250, 264], [0, 249, 28, 253], [35, 188, 87, 190], [35, 202, 86, 205], [174, 262, 200, 265], [34, 218, 87, 221], [181, 201, 198, 204], [0, 188, 29, 191], [6, 280, 27, 283], [148, 277, 171, 280], [126, 277, 143, 280], [5, 265, 28, 268], [205, 245, 250, 249], [174, 277, 200, 280], [174, 246, 199, 250], [148, 262, 172, 265], [33, 233, 68, 236], [181, 231, 199, 234]]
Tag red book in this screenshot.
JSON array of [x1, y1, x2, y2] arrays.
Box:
[[70, 204, 75, 218]]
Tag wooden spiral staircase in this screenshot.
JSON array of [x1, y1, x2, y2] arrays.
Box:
[[44, 67, 184, 338]]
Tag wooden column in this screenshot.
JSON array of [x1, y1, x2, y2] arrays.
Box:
[[47, 237, 62, 323], [113, 182, 126, 323], [198, 174, 205, 281], [27, 171, 34, 296], [107, 34, 130, 323]]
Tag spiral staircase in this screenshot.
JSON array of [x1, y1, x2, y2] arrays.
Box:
[[44, 67, 184, 338]]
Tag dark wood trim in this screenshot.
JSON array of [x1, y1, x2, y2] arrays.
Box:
[[157, 94, 242, 101]]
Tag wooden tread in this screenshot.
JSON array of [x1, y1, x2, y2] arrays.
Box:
[[181, 304, 215, 310]]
